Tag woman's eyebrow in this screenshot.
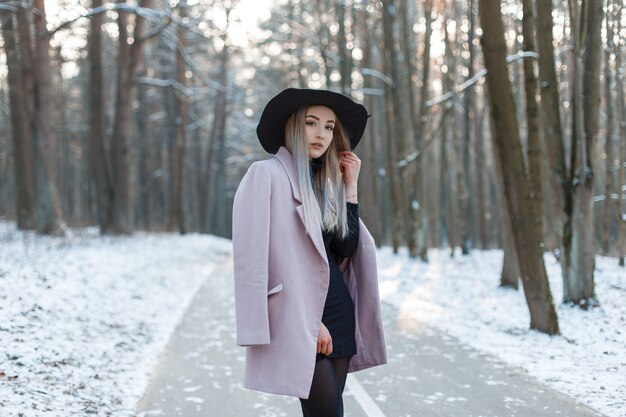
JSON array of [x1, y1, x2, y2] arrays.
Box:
[[305, 114, 335, 124]]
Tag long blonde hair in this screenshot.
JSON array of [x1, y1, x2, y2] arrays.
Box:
[[284, 106, 352, 239]]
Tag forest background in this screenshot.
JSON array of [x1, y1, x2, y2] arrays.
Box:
[[0, 0, 624, 335]]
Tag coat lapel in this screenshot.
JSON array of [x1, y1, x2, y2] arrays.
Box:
[[274, 146, 327, 261]]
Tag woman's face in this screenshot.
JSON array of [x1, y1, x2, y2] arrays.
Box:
[[304, 105, 336, 159]]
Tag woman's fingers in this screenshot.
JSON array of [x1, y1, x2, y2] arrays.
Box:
[[318, 340, 332, 355], [339, 152, 361, 169], [317, 339, 332, 354], [340, 152, 361, 187], [317, 323, 333, 355], [340, 152, 360, 163]]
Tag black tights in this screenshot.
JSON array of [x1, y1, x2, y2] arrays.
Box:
[[299, 356, 351, 417]]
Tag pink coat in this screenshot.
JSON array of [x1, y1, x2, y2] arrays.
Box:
[[232, 146, 387, 399]]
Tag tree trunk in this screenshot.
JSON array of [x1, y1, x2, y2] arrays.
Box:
[[335, 0, 350, 95], [16, 3, 37, 225], [32, 0, 65, 235], [501, 242, 520, 289], [88, 0, 113, 233], [486, 83, 520, 289], [315, 0, 333, 89], [1, 12, 36, 229], [478, 0, 559, 334], [208, 22, 231, 235], [200, 131, 215, 233], [168, 1, 188, 234], [441, 1, 457, 255], [447, 1, 465, 255], [382, 0, 406, 252], [536, 0, 566, 250], [111, 2, 132, 233], [522, 0, 544, 246], [399, 0, 419, 257], [357, 6, 382, 244], [562, 0, 601, 306], [402, 0, 432, 260], [111, 0, 149, 234], [601, 7, 616, 255], [136, 68, 151, 230], [616, 7, 626, 266], [459, 0, 474, 255], [476, 105, 490, 248], [194, 123, 204, 232], [16, 4, 35, 142]]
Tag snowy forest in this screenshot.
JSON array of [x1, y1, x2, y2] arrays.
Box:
[[2, 0, 624, 328], [1, 1, 625, 416]]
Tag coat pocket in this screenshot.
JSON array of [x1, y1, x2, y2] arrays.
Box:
[[267, 282, 283, 295]]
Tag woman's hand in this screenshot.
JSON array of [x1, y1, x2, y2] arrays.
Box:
[[317, 323, 333, 355], [339, 151, 361, 198]]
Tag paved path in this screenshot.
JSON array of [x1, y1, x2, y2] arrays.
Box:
[[136, 257, 604, 417]]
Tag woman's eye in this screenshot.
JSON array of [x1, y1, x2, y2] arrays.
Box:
[[326, 125, 335, 131], [306, 121, 316, 126]]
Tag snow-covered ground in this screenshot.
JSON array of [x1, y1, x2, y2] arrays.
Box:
[[1, 220, 623, 417], [0, 221, 231, 416], [376, 247, 625, 417]]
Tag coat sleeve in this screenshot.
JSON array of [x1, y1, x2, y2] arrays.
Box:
[[232, 162, 272, 346]]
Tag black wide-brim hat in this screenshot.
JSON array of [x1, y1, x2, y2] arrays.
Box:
[[256, 88, 369, 154]]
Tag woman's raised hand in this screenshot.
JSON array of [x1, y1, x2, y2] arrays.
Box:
[[339, 151, 360, 193], [317, 322, 333, 355]]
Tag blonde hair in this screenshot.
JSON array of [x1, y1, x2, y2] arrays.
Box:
[[284, 106, 352, 239]]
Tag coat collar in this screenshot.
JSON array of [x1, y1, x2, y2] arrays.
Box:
[[274, 146, 327, 261], [274, 146, 302, 203]]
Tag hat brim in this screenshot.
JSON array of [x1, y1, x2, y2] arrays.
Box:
[[256, 88, 368, 154]]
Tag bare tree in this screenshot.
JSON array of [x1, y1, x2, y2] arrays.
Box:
[[469, 0, 489, 250], [615, 4, 626, 266], [208, 3, 236, 236], [167, 0, 189, 234], [381, 0, 408, 252], [612, 1, 626, 266], [135, 65, 151, 230], [402, 0, 433, 260], [601, 5, 616, 255], [482, 81, 520, 289], [111, 0, 150, 234], [356, 5, 383, 245], [32, 0, 65, 234], [459, 0, 473, 255], [16, 3, 36, 156], [478, 0, 559, 333], [1, 10, 35, 229], [536, 0, 566, 251], [335, 0, 351, 94], [315, 0, 333, 88], [448, 0, 468, 256], [88, 0, 114, 233], [562, 0, 603, 305], [522, 0, 544, 245], [440, 0, 458, 255]]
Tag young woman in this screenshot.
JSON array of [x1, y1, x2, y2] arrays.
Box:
[[232, 88, 387, 417]]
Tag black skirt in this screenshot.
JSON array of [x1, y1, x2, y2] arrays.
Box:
[[316, 255, 357, 362]]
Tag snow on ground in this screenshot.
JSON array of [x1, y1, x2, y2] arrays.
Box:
[[376, 247, 625, 417], [0, 221, 231, 417], [1, 218, 624, 417]]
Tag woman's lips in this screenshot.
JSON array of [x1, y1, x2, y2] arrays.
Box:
[[311, 143, 324, 149]]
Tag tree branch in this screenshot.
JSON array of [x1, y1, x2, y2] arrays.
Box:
[[426, 51, 539, 108]]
